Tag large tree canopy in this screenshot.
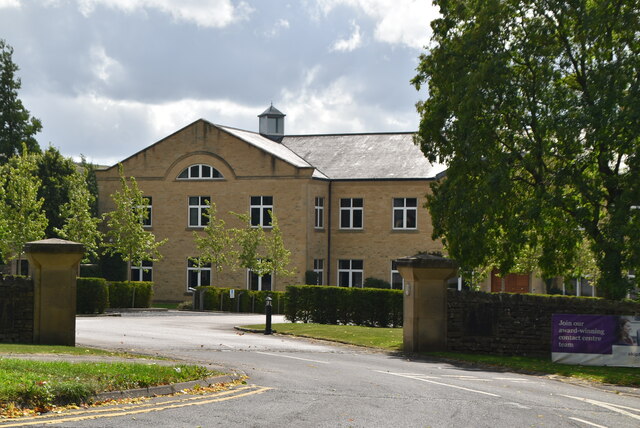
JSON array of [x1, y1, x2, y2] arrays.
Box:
[[413, 0, 640, 299], [0, 39, 41, 162]]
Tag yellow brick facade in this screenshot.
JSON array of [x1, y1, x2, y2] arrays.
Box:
[[96, 119, 443, 301]]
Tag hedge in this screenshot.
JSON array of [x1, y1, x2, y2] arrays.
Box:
[[193, 287, 286, 314], [285, 285, 403, 327], [108, 281, 154, 308], [76, 277, 109, 314]]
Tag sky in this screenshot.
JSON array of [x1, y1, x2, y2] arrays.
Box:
[[0, 0, 439, 166]]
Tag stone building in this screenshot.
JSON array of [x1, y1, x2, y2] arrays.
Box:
[[95, 106, 446, 301]]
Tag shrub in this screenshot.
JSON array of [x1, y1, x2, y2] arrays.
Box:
[[363, 277, 391, 289], [304, 270, 320, 285], [79, 264, 101, 278], [76, 277, 109, 314], [108, 281, 153, 308], [285, 285, 403, 327], [193, 287, 286, 314]]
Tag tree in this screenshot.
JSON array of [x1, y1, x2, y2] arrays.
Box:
[[0, 39, 41, 162], [55, 168, 102, 262], [412, 0, 640, 299], [0, 145, 47, 273], [230, 210, 293, 287], [37, 145, 77, 237], [102, 165, 167, 281], [192, 202, 232, 273]]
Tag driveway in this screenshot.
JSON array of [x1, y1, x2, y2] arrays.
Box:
[[67, 311, 640, 428]]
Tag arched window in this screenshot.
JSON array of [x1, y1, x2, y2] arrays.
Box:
[[177, 164, 223, 180]]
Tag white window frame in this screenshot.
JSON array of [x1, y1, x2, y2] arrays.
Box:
[[177, 164, 223, 180], [188, 196, 210, 228], [337, 259, 363, 287], [250, 196, 273, 228], [339, 198, 363, 229], [131, 260, 153, 282], [390, 261, 404, 290], [139, 196, 152, 228], [314, 197, 324, 229], [313, 259, 324, 285], [392, 197, 417, 230], [248, 269, 272, 291], [187, 258, 211, 291]]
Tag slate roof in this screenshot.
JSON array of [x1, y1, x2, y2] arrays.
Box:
[[281, 133, 446, 180], [217, 126, 444, 180], [258, 105, 286, 117], [218, 125, 315, 171]]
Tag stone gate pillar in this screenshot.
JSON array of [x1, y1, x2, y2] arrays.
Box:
[[25, 238, 84, 346], [395, 254, 458, 353]]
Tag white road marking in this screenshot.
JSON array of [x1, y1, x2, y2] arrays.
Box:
[[505, 402, 531, 410], [561, 395, 640, 421], [441, 375, 481, 378], [255, 351, 329, 364], [375, 370, 501, 397], [568, 417, 608, 428]]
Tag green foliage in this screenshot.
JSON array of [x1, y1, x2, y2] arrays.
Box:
[[36, 146, 77, 237], [108, 281, 153, 308], [193, 286, 285, 314], [76, 277, 109, 314], [0, 145, 47, 272], [413, 0, 640, 300], [0, 39, 41, 163], [103, 164, 167, 280], [192, 202, 232, 272], [363, 277, 391, 289], [98, 252, 127, 281], [227, 210, 294, 283], [285, 285, 403, 327], [55, 166, 102, 261], [305, 270, 320, 285]]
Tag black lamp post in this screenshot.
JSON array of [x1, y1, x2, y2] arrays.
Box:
[[264, 296, 273, 335]]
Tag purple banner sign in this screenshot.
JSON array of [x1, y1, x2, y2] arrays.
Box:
[[551, 314, 617, 354]]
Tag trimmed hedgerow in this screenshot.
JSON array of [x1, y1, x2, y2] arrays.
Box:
[[192, 287, 286, 314], [76, 277, 109, 314], [285, 285, 403, 327], [108, 281, 153, 308]]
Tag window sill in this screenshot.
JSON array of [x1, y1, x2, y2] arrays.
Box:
[[391, 229, 419, 233], [338, 228, 364, 232]]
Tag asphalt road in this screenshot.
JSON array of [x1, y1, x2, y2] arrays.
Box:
[[18, 311, 640, 428]]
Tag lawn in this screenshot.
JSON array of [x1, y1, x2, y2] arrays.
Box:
[[244, 323, 403, 350], [243, 323, 640, 388], [0, 344, 221, 413]]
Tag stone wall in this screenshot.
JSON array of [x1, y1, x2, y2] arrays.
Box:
[[446, 290, 640, 356], [0, 276, 34, 343]]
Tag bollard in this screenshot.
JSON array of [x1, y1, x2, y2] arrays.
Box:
[[264, 296, 273, 335]]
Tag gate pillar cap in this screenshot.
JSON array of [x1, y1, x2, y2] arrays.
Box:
[[24, 238, 84, 254], [395, 252, 458, 269]]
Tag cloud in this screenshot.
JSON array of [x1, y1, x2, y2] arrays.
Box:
[[75, 0, 254, 28], [330, 20, 362, 52], [315, 0, 438, 49], [264, 18, 290, 37], [0, 0, 20, 8], [89, 45, 124, 83], [25, 90, 264, 165]]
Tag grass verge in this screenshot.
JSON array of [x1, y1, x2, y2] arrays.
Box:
[[243, 323, 403, 350], [244, 323, 640, 388], [0, 344, 221, 412], [0, 344, 139, 357], [426, 352, 640, 388]]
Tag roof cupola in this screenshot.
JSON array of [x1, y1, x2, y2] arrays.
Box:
[[258, 104, 285, 140]]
